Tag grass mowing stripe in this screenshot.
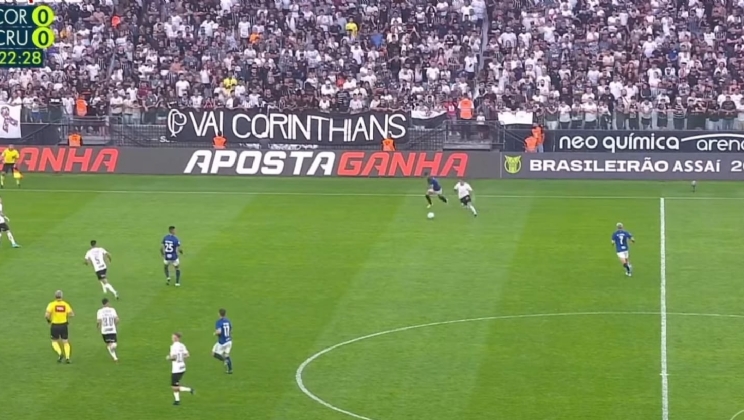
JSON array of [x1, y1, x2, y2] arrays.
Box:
[[460, 197, 538, 420], [0, 193, 101, 419], [4, 188, 744, 200], [664, 199, 744, 419], [659, 198, 669, 420], [267, 194, 411, 420], [103, 196, 262, 418]]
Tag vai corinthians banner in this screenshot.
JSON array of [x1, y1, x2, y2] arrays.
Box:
[[550, 130, 744, 153], [167, 109, 410, 145]]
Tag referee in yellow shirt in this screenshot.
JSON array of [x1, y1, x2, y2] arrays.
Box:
[[1, 144, 20, 189], [45, 290, 74, 364]]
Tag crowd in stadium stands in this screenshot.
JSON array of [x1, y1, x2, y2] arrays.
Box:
[[1, 0, 744, 132]]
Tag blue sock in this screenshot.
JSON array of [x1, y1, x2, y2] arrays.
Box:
[[225, 357, 232, 371], [213, 353, 224, 362], [176, 269, 181, 284], [623, 263, 630, 273], [164, 266, 170, 278]]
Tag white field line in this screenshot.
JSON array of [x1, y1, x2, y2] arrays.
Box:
[[730, 409, 744, 420], [3, 188, 744, 201], [295, 311, 744, 420], [660, 198, 670, 420]]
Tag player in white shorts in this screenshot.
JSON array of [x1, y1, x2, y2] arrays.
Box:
[[611, 223, 634, 276], [211, 309, 233, 374], [96, 298, 120, 362], [0, 197, 20, 248], [454, 180, 478, 217], [84, 240, 119, 299], [212, 341, 233, 356]]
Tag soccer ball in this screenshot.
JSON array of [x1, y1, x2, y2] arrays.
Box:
[[427, 212, 435, 219]]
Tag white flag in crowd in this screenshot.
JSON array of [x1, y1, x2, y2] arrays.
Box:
[[0, 105, 21, 139]]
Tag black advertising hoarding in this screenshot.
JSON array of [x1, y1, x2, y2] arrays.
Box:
[[0, 146, 121, 173], [166, 109, 411, 145], [8, 146, 744, 180], [179, 150, 494, 177], [0, 147, 498, 178], [500, 153, 744, 180], [545, 130, 744, 153]]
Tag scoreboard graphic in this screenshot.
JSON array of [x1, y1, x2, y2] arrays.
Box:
[[0, 5, 54, 68]]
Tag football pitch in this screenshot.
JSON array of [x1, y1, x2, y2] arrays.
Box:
[[2, 175, 744, 420]]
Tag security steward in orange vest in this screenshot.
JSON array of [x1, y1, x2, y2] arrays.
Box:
[[532, 124, 544, 153], [213, 133, 226, 149], [525, 136, 538, 153], [458, 96, 474, 139], [68, 133, 82, 147], [382, 136, 395, 151]]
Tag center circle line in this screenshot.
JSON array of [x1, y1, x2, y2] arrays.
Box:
[[296, 311, 744, 420], [731, 409, 744, 420]]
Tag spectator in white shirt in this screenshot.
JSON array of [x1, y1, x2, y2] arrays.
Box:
[[582, 100, 598, 129]]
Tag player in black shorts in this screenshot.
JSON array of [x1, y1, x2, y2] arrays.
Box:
[[454, 180, 478, 217], [168, 333, 194, 405], [171, 372, 185, 387], [45, 291, 74, 363], [51, 324, 69, 341], [0, 197, 21, 247], [0, 144, 20, 188]]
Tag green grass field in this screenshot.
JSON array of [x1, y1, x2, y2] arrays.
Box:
[[1, 175, 744, 420]]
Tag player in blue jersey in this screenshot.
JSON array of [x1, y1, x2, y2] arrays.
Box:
[[212, 308, 233, 374], [612, 223, 635, 276], [161, 226, 183, 286], [425, 173, 449, 208]]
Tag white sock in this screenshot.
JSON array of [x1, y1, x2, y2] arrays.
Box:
[[173, 392, 180, 402], [108, 344, 118, 360], [104, 283, 118, 295], [100, 282, 107, 293], [6, 231, 15, 244], [469, 205, 477, 215], [178, 386, 191, 392]]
